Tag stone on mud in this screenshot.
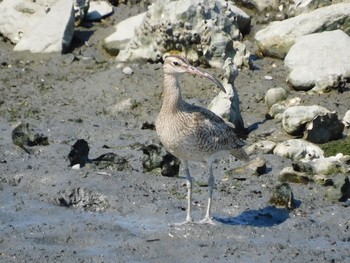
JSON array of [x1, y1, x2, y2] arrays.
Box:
[[265, 87, 288, 108], [267, 97, 300, 120], [68, 139, 90, 167], [278, 166, 313, 184], [274, 139, 324, 161], [244, 140, 276, 155], [227, 157, 266, 176], [142, 143, 180, 177], [53, 187, 110, 212], [12, 122, 49, 152], [305, 112, 344, 144], [269, 182, 296, 209], [92, 152, 130, 171], [282, 105, 344, 143]]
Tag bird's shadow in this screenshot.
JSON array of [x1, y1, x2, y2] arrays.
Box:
[[214, 205, 297, 227]]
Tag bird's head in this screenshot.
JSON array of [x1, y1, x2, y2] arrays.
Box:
[[163, 55, 226, 93]]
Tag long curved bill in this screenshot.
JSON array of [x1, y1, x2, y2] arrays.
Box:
[[187, 66, 226, 93]]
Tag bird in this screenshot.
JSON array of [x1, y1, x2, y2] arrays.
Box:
[[156, 55, 248, 225]]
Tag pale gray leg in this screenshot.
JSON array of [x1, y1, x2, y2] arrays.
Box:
[[199, 161, 216, 225], [174, 160, 193, 225]]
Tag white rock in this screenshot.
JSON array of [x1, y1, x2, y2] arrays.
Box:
[[342, 110, 350, 127], [274, 139, 324, 161], [265, 87, 287, 108], [285, 30, 350, 91], [282, 105, 331, 135], [208, 58, 246, 135], [14, 0, 75, 53], [255, 3, 350, 59], [251, 0, 279, 12], [307, 153, 350, 175], [86, 0, 113, 21], [103, 12, 147, 56], [294, 0, 333, 15], [268, 97, 301, 120], [122, 67, 133, 75], [232, 40, 252, 69], [0, 0, 46, 43]]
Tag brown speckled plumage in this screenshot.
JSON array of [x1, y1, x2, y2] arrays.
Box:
[[156, 55, 248, 225]]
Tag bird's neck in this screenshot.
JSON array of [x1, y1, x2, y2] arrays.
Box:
[[161, 74, 185, 113]]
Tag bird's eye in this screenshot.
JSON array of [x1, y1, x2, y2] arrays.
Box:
[[172, 61, 180, 66]]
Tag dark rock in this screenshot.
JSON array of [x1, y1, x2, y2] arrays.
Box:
[[8, 175, 22, 186], [142, 144, 180, 177], [278, 167, 313, 184], [292, 161, 314, 174], [92, 152, 129, 171], [52, 187, 110, 212], [305, 113, 344, 144], [12, 122, 49, 152], [68, 139, 90, 167], [269, 183, 295, 209], [141, 121, 155, 130]]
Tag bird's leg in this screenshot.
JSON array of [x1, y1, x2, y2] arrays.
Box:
[[173, 160, 193, 225], [199, 161, 216, 225]]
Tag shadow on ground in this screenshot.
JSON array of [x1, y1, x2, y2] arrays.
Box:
[[215, 205, 291, 227]]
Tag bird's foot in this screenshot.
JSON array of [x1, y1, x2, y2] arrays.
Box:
[[197, 217, 218, 226], [170, 218, 194, 227]]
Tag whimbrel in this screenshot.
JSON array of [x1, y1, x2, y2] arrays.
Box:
[[156, 55, 248, 225]]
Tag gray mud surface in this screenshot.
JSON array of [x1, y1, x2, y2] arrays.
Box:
[[1, 5, 350, 263]]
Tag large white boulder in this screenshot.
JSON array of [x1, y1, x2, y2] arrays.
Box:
[[14, 0, 75, 53], [284, 30, 350, 92], [114, 0, 251, 67], [0, 0, 47, 43], [254, 3, 350, 59]]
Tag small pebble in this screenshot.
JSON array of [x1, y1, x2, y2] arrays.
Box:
[[123, 67, 133, 75], [264, 75, 273, 80], [72, 164, 81, 170]]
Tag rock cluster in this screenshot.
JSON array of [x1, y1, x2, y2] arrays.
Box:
[[255, 2, 350, 92], [106, 0, 251, 67]]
